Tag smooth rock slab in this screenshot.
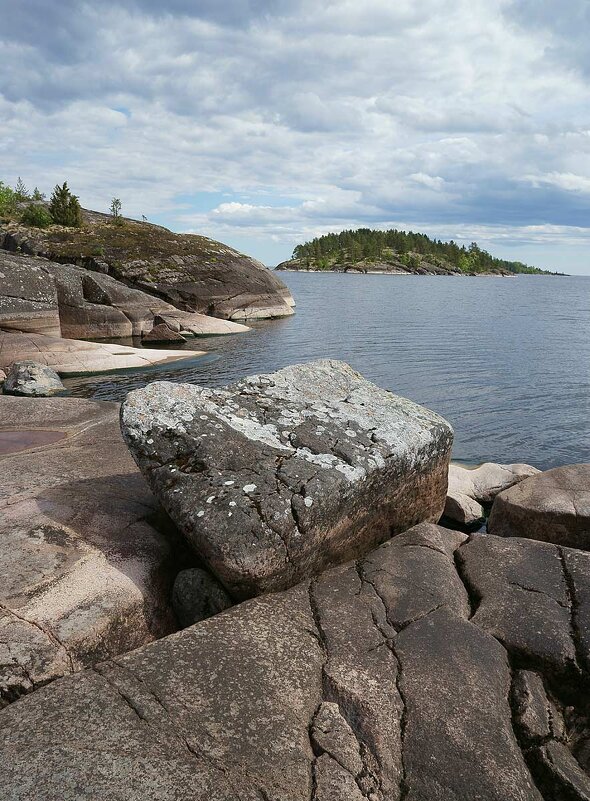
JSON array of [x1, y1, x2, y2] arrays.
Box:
[[4, 524, 589, 800], [121, 360, 454, 598], [488, 464, 590, 550], [0, 396, 183, 706]]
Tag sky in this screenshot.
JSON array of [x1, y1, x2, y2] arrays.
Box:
[[1, 1, 589, 273]]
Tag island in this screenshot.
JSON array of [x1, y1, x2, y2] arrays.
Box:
[[276, 227, 557, 276]]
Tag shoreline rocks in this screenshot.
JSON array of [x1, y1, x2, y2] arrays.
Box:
[[444, 461, 540, 527], [2, 523, 589, 799], [488, 464, 590, 549], [0, 395, 187, 706], [2, 360, 65, 397], [121, 360, 454, 599]]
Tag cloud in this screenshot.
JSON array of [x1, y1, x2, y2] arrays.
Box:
[[0, 0, 588, 271]]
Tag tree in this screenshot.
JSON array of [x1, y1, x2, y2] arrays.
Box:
[[21, 203, 53, 228], [109, 197, 123, 225], [14, 177, 30, 201], [0, 181, 18, 218], [32, 187, 45, 201], [49, 182, 82, 227]]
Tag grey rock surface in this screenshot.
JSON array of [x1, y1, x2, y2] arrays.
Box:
[[4, 523, 590, 799], [0, 251, 61, 336], [2, 360, 64, 396], [121, 360, 454, 599], [0, 395, 184, 707], [488, 464, 590, 549], [172, 568, 232, 626], [142, 322, 187, 343], [444, 461, 540, 527]]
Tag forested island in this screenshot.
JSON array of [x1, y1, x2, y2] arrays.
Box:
[[277, 227, 557, 276]]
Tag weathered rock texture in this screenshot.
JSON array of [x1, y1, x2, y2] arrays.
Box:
[[0, 249, 249, 340], [2, 210, 295, 321], [489, 464, 590, 549], [0, 396, 185, 707], [121, 360, 453, 599], [445, 461, 540, 527], [2, 360, 64, 397], [172, 568, 233, 627], [2, 524, 590, 800], [0, 329, 204, 375]]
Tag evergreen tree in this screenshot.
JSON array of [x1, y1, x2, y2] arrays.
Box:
[[14, 177, 30, 201], [109, 197, 123, 225], [32, 187, 45, 201], [49, 182, 82, 227]]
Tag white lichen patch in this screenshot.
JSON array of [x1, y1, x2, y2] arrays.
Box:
[[243, 484, 257, 493]]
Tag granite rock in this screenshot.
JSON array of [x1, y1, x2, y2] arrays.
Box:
[[2, 360, 64, 396], [121, 360, 454, 599], [0, 396, 184, 707], [172, 568, 233, 626], [488, 464, 590, 549], [4, 524, 590, 799]]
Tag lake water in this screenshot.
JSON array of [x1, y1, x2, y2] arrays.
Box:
[[64, 273, 590, 470]]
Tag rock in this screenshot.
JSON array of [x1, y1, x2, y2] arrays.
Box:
[[0, 395, 184, 706], [2, 211, 295, 321], [0, 329, 204, 375], [444, 461, 540, 527], [0, 251, 61, 336], [0, 369, 6, 386], [488, 464, 590, 549], [120, 360, 453, 599], [5, 523, 590, 799], [0, 249, 249, 341], [172, 568, 232, 626], [2, 360, 64, 396], [142, 323, 187, 344]]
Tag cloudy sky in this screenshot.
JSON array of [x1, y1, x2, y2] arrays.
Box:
[[1, 0, 589, 273]]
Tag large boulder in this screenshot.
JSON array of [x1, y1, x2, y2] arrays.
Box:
[[2, 211, 295, 321], [172, 568, 233, 627], [488, 464, 590, 549], [3, 523, 590, 799], [2, 360, 64, 396], [0, 395, 185, 707], [121, 360, 453, 599], [0, 329, 204, 375], [444, 462, 540, 527]]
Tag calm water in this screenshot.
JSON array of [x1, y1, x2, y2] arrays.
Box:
[[64, 273, 590, 470]]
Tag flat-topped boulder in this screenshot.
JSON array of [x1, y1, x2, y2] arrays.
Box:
[[0, 395, 185, 706], [121, 360, 453, 599], [488, 464, 590, 549], [445, 461, 540, 527], [0, 329, 204, 375], [2, 211, 295, 321], [2, 524, 590, 799]]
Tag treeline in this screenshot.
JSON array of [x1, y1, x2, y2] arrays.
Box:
[[293, 228, 545, 274]]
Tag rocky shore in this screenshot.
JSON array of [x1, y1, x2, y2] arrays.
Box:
[[0, 214, 295, 375], [0, 359, 589, 799]]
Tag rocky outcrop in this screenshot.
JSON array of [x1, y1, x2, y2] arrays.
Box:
[[0, 329, 205, 375], [2, 360, 64, 397], [0, 395, 186, 706], [2, 210, 295, 321], [489, 464, 590, 549], [121, 360, 453, 599], [2, 523, 589, 799], [0, 249, 249, 341], [142, 323, 187, 343], [444, 462, 540, 527], [172, 568, 233, 627]]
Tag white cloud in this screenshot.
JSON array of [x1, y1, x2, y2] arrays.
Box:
[[0, 0, 588, 271]]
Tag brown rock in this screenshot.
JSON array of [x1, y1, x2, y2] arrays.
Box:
[[142, 323, 187, 344], [0, 395, 184, 706], [488, 464, 590, 549]]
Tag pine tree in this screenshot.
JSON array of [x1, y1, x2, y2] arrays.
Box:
[[14, 177, 30, 201], [32, 187, 45, 201], [109, 197, 123, 225], [49, 182, 82, 227]]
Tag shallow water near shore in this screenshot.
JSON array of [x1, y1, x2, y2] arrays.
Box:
[[63, 273, 590, 471]]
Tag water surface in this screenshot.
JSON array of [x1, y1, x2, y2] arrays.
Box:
[[64, 273, 590, 470]]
